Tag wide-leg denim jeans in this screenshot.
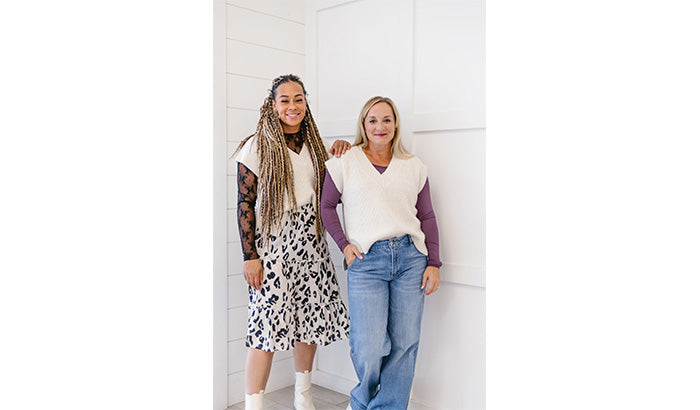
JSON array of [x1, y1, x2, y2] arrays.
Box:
[[347, 235, 427, 410]]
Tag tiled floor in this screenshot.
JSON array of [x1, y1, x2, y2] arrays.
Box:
[[228, 384, 434, 410]]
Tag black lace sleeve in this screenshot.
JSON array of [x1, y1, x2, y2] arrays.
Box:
[[237, 162, 259, 261]]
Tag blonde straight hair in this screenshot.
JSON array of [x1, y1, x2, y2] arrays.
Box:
[[353, 96, 413, 159]]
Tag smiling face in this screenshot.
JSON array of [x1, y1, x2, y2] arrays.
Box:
[[363, 101, 396, 149], [273, 81, 307, 133]]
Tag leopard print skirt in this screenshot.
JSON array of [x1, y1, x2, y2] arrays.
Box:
[[247, 202, 350, 352]]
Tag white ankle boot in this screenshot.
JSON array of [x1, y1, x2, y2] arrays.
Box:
[[294, 371, 316, 410], [245, 390, 264, 410]]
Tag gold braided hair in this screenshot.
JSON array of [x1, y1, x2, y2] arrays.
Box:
[[234, 74, 329, 244]]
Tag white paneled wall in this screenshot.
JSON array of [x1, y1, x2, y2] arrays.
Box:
[[308, 0, 413, 137], [306, 1, 485, 409], [224, 1, 307, 406], [314, 0, 410, 121], [414, 0, 485, 124], [413, 129, 486, 287]]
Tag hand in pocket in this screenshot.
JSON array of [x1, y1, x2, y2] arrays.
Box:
[[343, 244, 363, 267]]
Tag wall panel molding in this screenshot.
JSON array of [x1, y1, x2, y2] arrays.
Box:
[[307, 1, 485, 408], [412, 112, 485, 133], [311, 0, 412, 126], [312, 370, 357, 397], [413, 0, 485, 126], [442, 262, 485, 288]]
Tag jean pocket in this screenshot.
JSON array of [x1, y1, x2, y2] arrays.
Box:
[[345, 254, 365, 271], [409, 243, 428, 262]]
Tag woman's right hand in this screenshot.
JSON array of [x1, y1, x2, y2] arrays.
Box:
[[243, 259, 264, 290], [343, 244, 363, 267]]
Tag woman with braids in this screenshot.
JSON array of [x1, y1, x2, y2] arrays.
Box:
[[234, 74, 351, 410], [321, 96, 442, 410]]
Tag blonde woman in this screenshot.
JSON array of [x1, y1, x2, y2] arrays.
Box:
[[321, 96, 442, 409], [234, 74, 350, 410]]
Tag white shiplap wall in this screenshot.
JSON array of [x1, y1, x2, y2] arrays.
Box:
[[214, 1, 228, 408], [224, 0, 307, 406], [306, 1, 485, 409]]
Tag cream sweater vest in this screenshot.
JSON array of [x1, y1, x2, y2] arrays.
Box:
[[325, 146, 429, 255], [235, 135, 326, 214]]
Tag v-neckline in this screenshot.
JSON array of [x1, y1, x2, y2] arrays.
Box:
[[288, 143, 305, 157], [360, 147, 393, 176]]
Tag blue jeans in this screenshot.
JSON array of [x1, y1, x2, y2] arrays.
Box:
[[347, 235, 427, 410]]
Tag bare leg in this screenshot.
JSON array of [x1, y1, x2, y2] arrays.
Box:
[[293, 342, 318, 409], [245, 348, 274, 394], [293, 342, 317, 372]]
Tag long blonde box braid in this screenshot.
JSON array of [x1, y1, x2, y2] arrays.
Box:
[[234, 86, 329, 245]]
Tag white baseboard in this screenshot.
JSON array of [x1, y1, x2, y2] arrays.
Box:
[[312, 369, 357, 395]]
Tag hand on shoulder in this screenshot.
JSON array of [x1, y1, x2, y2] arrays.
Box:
[[328, 140, 352, 158]]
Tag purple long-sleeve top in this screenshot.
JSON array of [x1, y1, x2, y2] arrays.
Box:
[[320, 165, 442, 268]]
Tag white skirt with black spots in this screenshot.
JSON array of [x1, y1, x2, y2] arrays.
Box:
[[247, 202, 350, 352]]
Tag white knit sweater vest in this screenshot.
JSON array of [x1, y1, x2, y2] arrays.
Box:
[[325, 146, 429, 255], [235, 134, 318, 214]]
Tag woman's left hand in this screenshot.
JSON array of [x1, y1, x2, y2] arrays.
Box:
[[329, 140, 351, 157], [421, 266, 441, 295]]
